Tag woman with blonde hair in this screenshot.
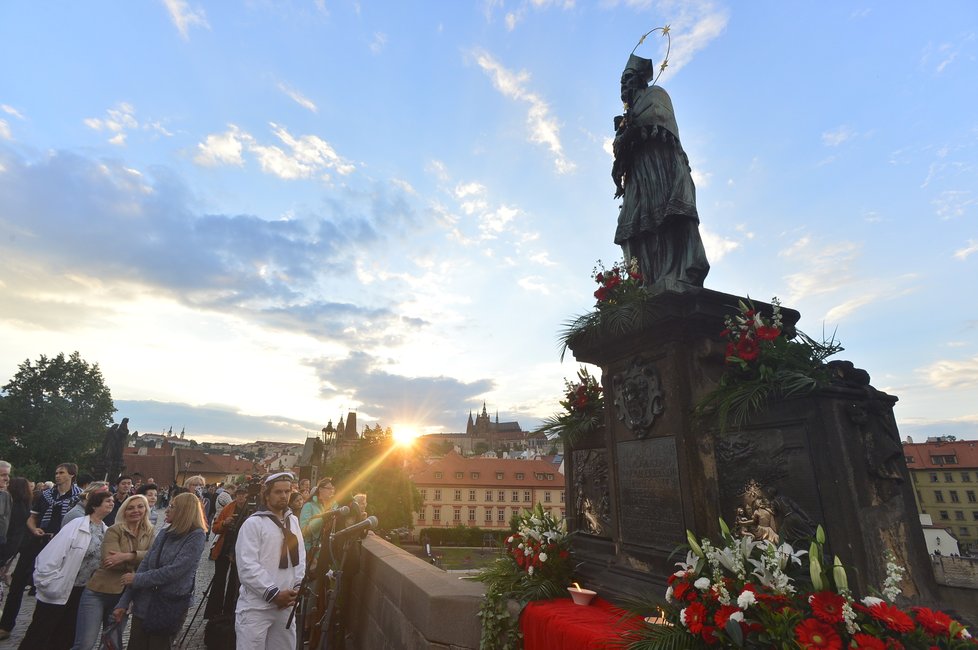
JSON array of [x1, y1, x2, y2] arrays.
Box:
[[113, 492, 207, 648], [71, 495, 155, 650]]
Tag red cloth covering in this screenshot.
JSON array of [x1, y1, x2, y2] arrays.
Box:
[[521, 597, 642, 650]]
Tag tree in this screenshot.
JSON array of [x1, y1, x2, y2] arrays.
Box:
[[0, 352, 116, 478]]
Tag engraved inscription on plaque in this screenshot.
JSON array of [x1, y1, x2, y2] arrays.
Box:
[[617, 437, 684, 548]]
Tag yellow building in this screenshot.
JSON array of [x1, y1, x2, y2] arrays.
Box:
[[905, 438, 978, 555], [411, 451, 564, 531]]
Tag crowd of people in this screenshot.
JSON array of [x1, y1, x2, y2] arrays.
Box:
[[0, 460, 369, 650]]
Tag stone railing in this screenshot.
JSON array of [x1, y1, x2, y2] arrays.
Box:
[[932, 555, 978, 589], [346, 535, 485, 649]]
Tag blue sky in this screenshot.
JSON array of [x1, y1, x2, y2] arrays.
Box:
[[1, 1, 976, 444]]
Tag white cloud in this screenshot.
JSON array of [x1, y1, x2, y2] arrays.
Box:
[[919, 354, 978, 390], [454, 182, 485, 199], [1, 105, 23, 119], [954, 239, 978, 261], [277, 82, 318, 113], [162, 0, 210, 41], [84, 103, 140, 146], [691, 168, 711, 188], [699, 226, 739, 263], [369, 32, 388, 54], [482, 205, 519, 234], [517, 275, 550, 294], [933, 190, 976, 220], [0, 119, 10, 141], [821, 125, 856, 147], [779, 237, 860, 302], [473, 50, 575, 174], [193, 123, 355, 179], [194, 125, 248, 167]]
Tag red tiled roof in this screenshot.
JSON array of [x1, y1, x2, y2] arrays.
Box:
[[903, 440, 978, 470], [122, 455, 176, 488], [124, 446, 172, 456], [411, 451, 562, 488]]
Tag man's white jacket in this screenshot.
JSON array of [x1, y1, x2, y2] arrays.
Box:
[[235, 511, 305, 613], [33, 515, 106, 605]]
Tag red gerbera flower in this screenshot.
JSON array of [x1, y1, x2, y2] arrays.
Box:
[[713, 605, 741, 628], [794, 618, 842, 650], [868, 602, 915, 634], [809, 591, 846, 624], [736, 337, 760, 361], [673, 582, 695, 603], [683, 602, 707, 634], [912, 606, 953, 636], [851, 633, 886, 650], [756, 325, 781, 341]]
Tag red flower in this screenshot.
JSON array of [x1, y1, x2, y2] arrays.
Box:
[[725, 342, 736, 358], [672, 582, 696, 603], [756, 325, 781, 341], [868, 602, 915, 633], [809, 591, 846, 624], [713, 605, 741, 628], [700, 624, 719, 645], [736, 337, 760, 361], [794, 618, 842, 650], [912, 607, 953, 636], [851, 633, 886, 650], [885, 640, 905, 650], [595, 272, 604, 283], [682, 602, 707, 634], [594, 287, 608, 302]]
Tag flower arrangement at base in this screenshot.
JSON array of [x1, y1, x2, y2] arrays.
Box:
[[559, 257, 649, 359], [620, 522, 975, 649], [470, 503, 574, 650], [696, 297, 844, 430], [534, 367, 604, 447]]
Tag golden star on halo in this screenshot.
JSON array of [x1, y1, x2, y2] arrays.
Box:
[[661, 25, 670, 35]]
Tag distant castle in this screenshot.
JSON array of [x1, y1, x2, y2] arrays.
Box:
[[465, 403, 524, 448]]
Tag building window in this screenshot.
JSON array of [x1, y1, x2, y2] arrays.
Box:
[[955, 511, 965, 521], [967, 491, 976, 503], [433, 508, 441, 522], [931, 454, 958, 465], [485, 509, 492, 523], [418, 508, 425, 522], [496, 472, 504, 480], [544, 491, 552, 503], [434, 489, 441, 501], [498, 508, 505, 522], [905, 456, 915, 463], [547, 473, 554, 480], [469, 489, 476, 501], [434, 472, 443, 479], [935, 491, 945, 503], [523, 490, 531, 503], [973, 511, 978, 521], [455, 472, 464, 479], [471, 472, 480, 479], [516, 472, 525, 480], [453, 508, 461, 522], [512, 491, 519, 502], [486, 490, 493, 502], [961, 527, 970, 536], [454, 489, 462, 501], [468, 507, 476, 522], [939, 511, 949, 520], [498, 490, 505, 502], [951, 491, 960, 503], [420, 489, 427, 500], [930, 473, 938, 482], [945, 472, 955, 483], [560, 491, 565, 503]]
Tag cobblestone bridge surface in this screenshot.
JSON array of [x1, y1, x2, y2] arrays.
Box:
[[0, 538, 216, 650]]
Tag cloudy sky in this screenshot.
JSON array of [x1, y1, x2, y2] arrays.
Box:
[[1, 1, 976, 444]]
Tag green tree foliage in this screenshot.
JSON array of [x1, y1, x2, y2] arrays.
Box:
[[0, 352, 116, 478], [322, 435, 422, 533]]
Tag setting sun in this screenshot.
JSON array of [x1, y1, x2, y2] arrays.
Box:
[[392, 425, 421, 447]]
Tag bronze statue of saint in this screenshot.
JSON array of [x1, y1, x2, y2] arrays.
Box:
[[612, 54, 710, 288]]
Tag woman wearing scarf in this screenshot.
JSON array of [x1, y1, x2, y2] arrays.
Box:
[[112, 492, 207, 649], [19, 490, 115, 649]]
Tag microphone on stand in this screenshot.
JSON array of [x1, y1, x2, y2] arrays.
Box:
[[330, 515, 378, 543]]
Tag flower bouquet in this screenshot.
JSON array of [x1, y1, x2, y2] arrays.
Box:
[[696, 297, 843, 430], [534, 367, 604, 447], [621, 522, 975, 649], [471, 504, 574, 650]]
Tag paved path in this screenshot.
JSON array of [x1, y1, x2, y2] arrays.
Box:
[[0, 537, 216, 650]]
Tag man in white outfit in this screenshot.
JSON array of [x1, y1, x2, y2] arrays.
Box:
[[235, 472, 306, 650]]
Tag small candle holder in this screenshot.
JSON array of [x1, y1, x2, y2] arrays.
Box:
[[567, 585, 597, 606]]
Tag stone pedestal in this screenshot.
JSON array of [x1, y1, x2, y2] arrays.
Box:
[[565, 286, 938, 603]]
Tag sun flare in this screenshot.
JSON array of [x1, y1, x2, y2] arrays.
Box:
[[392, 425, 421, 447]]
